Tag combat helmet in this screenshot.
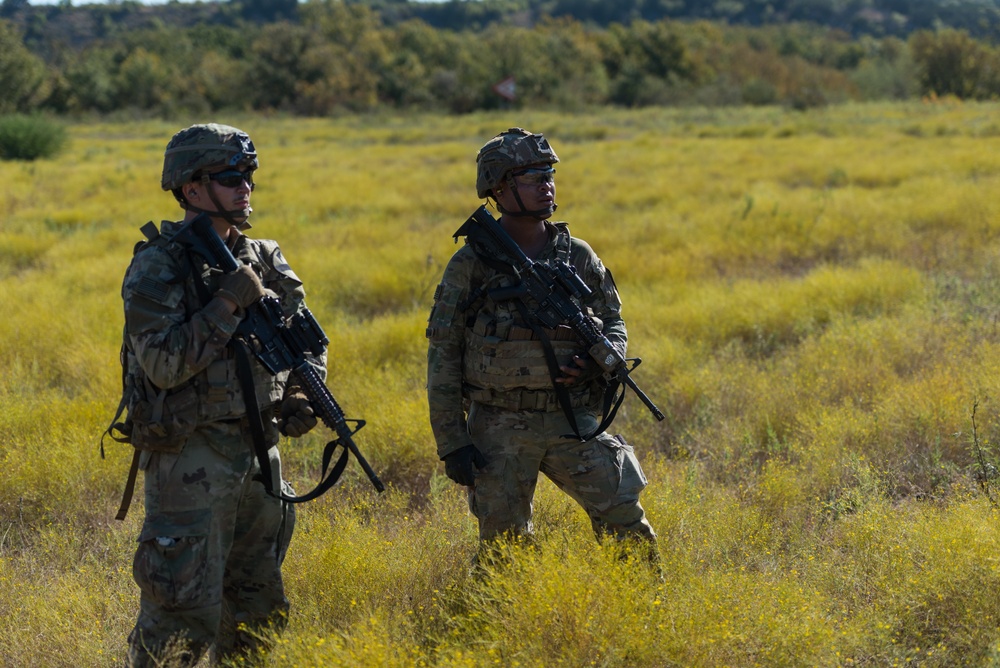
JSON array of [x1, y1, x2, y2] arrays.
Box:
[[161, 123, 258, 192], [475, 127, 559, 199]]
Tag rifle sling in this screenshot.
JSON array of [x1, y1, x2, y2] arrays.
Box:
[[592, 375, 627, 441], [468, 232, 616, 441], [509, 300, 587, 440], [234, 338, 349, 504], [234, 339, 279, 493]]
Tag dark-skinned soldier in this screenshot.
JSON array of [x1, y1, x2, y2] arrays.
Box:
[[426, 128, 658, 565]]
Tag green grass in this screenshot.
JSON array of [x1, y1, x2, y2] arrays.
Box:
[[4, 102, 1000, 666]]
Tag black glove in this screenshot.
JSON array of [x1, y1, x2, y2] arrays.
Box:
[[278, 392, 318, 438], [443, 444, 487, 487], [216, 264, 266, 310]]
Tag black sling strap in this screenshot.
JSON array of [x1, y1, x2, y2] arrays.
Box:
[[233, 339, 350, 503], [464, 226, 623, 441], [509, 299, 587, 440]]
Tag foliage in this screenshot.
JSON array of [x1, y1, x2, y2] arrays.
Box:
[[358, 0, 1000, 40], [0, 19, 48, 114], [909, 28, 1000, 100], [4, 104, 1000, 665], [10, 4, 1000, 117], [0, 114, 66, 160]]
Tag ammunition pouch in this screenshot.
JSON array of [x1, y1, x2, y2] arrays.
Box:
[[463, 314, 587, 392], [130, 377, 200, 453]]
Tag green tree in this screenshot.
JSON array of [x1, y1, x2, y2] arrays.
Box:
[[249, 22, 325, 111], [0, 19, 49, 113], [116, 47, 178, 111], [602, 19, 697, 106], [0, 0, 28, 19], [909, 28, 998, 99], [534, 17, 609, 108], [62, 46, 119, 113]]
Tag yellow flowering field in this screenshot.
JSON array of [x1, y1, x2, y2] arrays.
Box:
[[2, 101, 1000, 666]]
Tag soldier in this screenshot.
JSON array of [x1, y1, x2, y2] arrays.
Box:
[[120, 124, 321, 666], [426, 127, 658, 563]]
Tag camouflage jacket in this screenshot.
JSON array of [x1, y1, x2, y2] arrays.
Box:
[[122, 220, 324, 448], [426, 220, 626, 459]]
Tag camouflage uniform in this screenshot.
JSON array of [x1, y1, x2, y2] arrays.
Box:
[[427, 130, 656, 549], [122, 125, 319, 666]]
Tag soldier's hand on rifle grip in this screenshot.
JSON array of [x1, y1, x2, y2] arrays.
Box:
[[278, 392, 318, 438], [443, 444, 487, 487], [216, 264, 266, 312], [556, 355, 590, 386]]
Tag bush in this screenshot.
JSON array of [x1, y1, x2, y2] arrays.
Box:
[[0, 114, 67, 161]]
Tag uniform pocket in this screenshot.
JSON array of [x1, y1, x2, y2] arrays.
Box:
[[133, 509, 211, 610], [131, 382, 199, 453], [597, 433, 648, 498]]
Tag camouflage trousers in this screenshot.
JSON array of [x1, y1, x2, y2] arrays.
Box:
[[466, 401, 657, 544], [127, 421, 295, 667]]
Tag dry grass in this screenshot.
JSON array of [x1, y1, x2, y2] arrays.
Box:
[[3, 101, 1000, 666]]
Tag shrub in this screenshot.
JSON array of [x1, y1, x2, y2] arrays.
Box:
[[0, 114, 67, 161]]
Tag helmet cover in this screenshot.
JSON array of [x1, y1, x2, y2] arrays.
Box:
[[475, 127, 559, 199], [161, 123, 258, 191]]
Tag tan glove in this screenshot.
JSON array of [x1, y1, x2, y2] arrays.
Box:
[[216, 264, 265, 310], [278, 391, 318, 438]]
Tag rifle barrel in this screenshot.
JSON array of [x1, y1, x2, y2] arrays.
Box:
[[296, 363, 386, 493]]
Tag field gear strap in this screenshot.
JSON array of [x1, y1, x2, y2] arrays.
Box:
[[511, 298, 586, 440], [101, 346, 134, 457], [114, 451, 141, 521], [109, 222, 213, 521]]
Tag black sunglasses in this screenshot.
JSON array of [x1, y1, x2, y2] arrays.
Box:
[[207, 169, 255, 189]]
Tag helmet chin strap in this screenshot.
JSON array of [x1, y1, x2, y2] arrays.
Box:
[[495, 173, 557, 219], [183, 176, 252, 230]]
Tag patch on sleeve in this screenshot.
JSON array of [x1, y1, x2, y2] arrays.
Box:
[[270, 247, 302, 283], [133, 275, 172, 303]]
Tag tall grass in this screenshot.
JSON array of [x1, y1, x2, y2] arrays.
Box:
[[3, 102, 1000, 665]]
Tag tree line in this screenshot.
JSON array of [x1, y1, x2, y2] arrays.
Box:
[[363, 0, 1000, 40], [2, 0, 1000, 118]]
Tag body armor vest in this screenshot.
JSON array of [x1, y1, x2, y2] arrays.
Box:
[[122, 229, 288, 452], [460, 224, 602, 409]]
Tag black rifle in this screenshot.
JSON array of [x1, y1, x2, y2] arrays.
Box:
[[458, 206, 665, 431], [176, 213, 385, 501]]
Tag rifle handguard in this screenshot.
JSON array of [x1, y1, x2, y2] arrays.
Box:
[[589, 340, 624, 373]]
